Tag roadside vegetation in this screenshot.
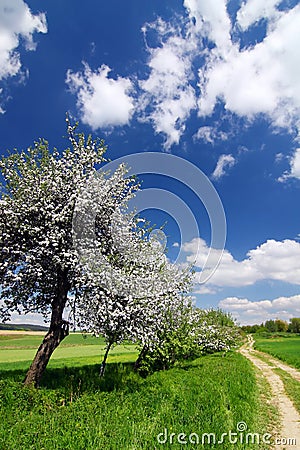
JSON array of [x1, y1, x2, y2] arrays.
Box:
[[273, 368, 300, 415], [0, 335, 269, 450]]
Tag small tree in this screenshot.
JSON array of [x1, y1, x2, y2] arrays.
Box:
[[190, 308, 240, 354], [275, 319, 288, 332], [288, 318, 300, 333], [265, 319, 277, 332], [0, 119, 138, 386], [265, 319, 288, 333], [75, 197, 193, 375], [133, 296, 195, 375], [134, 306, 240, 376]]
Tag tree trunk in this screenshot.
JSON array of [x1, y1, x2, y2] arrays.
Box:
[[99, 342, 113, 377], [134, 344, 148, 372], [24, 269, 70, 387]]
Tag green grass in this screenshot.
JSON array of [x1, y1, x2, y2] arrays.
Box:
[[273, 368, 300, 415], [0, 332, 105, 348], [0, 333, 138, 372], [0, 347, 268, 449], [252, 364, 279, 442], [254, 334, 300, 369]]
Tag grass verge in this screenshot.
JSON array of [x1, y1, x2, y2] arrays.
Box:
[[0, 352, 268, 450], [273, 368, 300, 415]]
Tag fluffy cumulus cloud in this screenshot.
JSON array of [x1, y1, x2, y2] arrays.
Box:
[[219, 294, 300, 325], [138, 19, 197, 150], [64, 1, 300, 151], [140, 0, 300, 149], [236, 0, 283, 31], [211, 154, 235, 180], [197, 3, 300, 127], [0, 0, 47, 110], [279, 148, 300, 181], [66, 64, 135, 129], [198, 2, 300, 138], [183, 0, 232, 53], [183, 237, 300, 288]]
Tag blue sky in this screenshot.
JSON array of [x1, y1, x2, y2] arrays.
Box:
[[1, 0, 300, 325]]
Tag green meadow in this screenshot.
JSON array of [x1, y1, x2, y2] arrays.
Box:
[[0, 333, 271, 450], [0, 333, 138, 370], [254, 334, 300, 369]]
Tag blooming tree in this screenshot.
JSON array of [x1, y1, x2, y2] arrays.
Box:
[[133, 294, 195, 375], [190, 308, 240, 354], [0, 119, 138, 386], [134, 305, 240, 375], [73, 182, 193, 375]]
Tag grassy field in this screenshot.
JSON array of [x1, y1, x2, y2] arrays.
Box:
[[0, 333, 138, 371], [254, 333, 300, 369], [0, 333, 270, 449]]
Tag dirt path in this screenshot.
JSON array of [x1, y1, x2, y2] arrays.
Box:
[[240, 336, 300, 449]]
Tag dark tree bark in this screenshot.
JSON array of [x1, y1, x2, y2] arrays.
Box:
[[23, 270, 70, 387], [99, 341, 113, 377], [134, 344, 148, 372]]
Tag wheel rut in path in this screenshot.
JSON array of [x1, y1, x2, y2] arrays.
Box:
[[240, 336, 300, 449]]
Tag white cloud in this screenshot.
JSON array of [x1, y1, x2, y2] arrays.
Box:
[[275, 152, 284, 163], [211, 154, 235, 180], [236, 0, 282, 31], [0, 0, 47, 108], [66, 64, 135, 129], [194, 285, 217, 295], [183, 0, 232, 54], [8, 312, 46, 326], [138, 1, 234, 149], [194, 126, 228, 144], [135, 1, 300, 149], [65, 1, 300, 152], [138, 18, 196, 150], [279, 148, 300, 181], [219, 294, 300, 325], [197, 2, 300, 137], [0, 89, 4, 114], [183, 237, 300, 288]]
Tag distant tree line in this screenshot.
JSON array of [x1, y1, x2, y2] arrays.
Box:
[[0, 323, 48, 332], [241, 318, 300, 334]]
